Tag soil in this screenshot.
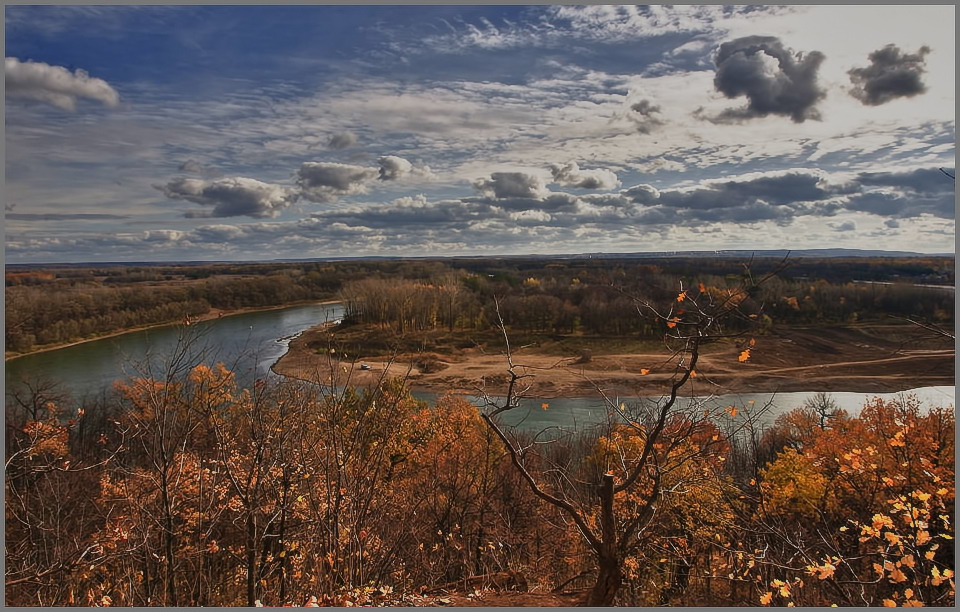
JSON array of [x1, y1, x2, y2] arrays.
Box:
[[272, 322, 955, 398]]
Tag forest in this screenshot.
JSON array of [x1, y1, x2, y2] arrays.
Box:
[[5, 255, 954, 355], [4, 263, 955, 606]]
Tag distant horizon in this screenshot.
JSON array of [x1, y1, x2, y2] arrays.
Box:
[[6, 246, 956, 268], [5, 5, 956, 262]]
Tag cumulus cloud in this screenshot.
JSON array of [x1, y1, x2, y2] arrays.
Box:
[[830, 220, 857, 232], [848, 45, 931, 106], [295, 162, 379, 202], [377, 155, 413, 181], [327, 131, 357, 150], [709, 36, 826, 123], [549, 161, 620, 190], [5, 57, 119, 111], [472, 172, 548, 199], [628, 99, 665, 134], [155, 176, 298, 219], [885, 219, 901, 228]]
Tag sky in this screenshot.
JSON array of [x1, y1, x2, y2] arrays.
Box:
[[4, 4, 956, 263]]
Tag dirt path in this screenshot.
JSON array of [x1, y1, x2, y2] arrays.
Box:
[[273, 323, 955, 397]]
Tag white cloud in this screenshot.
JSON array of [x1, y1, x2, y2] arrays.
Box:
[[5, 57, 119, 111], [549, 161, 620, 190]]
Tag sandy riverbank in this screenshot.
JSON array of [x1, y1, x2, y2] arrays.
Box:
[[272, 322, 956, 398], [5, 300, 342, 362]]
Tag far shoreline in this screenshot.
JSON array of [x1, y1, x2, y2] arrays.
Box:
[[5, 299, 343, 362]]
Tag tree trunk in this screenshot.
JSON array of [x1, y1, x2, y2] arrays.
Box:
[[585, 474, 621, 606], [585, 556, 622, 606]]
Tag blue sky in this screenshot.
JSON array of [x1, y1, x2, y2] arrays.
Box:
[[5, 5, 956, 263]]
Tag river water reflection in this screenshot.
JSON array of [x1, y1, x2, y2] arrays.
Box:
[[5, 302, 954, 431]]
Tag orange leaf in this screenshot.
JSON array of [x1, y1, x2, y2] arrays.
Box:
[[676, 290, 687, 302], [640, 368, 650, 376], [738, 348, 751, 363], [541, 403, 549, 411], [883, 600, 896, 607], [760, 592, 773, 605], [690, 370, 697, 378], [749, 337, 756, 347], [666, 316, 679, 328], [726, 405, 738, 417], [698, 282, 706, 293]]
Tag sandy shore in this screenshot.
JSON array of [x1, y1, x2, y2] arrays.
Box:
[[5, 299, 341, 362], [272, 322, 956, 398]]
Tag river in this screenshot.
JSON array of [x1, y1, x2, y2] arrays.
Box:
[[5, 302, 954, 431]]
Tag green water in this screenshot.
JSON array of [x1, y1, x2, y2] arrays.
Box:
[[5, 301, 954, 430], [5, 302, 345, 402]]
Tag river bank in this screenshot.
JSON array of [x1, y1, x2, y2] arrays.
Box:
[[5, 299, 342, 362], [272, 321, 956, 398]]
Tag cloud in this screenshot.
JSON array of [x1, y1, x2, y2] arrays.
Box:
[[377, 155, 413, 181], [830, 220, 857, 231], [842, 167, 955, 219], [155, 176, 298, 218], [628, 99, 665, 134], [549, 161, 620, 190], [709, 36, 826, 123], [178, 159, 223, 178], [295, 162, 379, 202], [5, 57, 119, 111], [6, 213, 129, 221], [472, 172, 548, 199], [848, 45, 931, 106], [885, 219, 900, 228], [327, 131, 357, 150]]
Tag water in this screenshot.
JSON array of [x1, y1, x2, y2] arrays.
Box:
[[5, 302, 345, 403], [5, 302, 954, 430]]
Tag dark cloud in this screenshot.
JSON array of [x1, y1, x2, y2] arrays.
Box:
[[327, 131, 357, 150], [628, 171, 845, 210], [843, 167, 955, 218], [155, 176, 298, 218], [885, 219, 901, 228], [832, 220, 857, 232], [472, 172, 547, 199], [629, 99, 665, 134], [710, 36, 826, 123], [549, 161, 620, 190], [848, 45, 931, 106], [295, 162, 379, 202]]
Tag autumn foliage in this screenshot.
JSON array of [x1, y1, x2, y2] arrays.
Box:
[[5, 357, 955, 606]]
